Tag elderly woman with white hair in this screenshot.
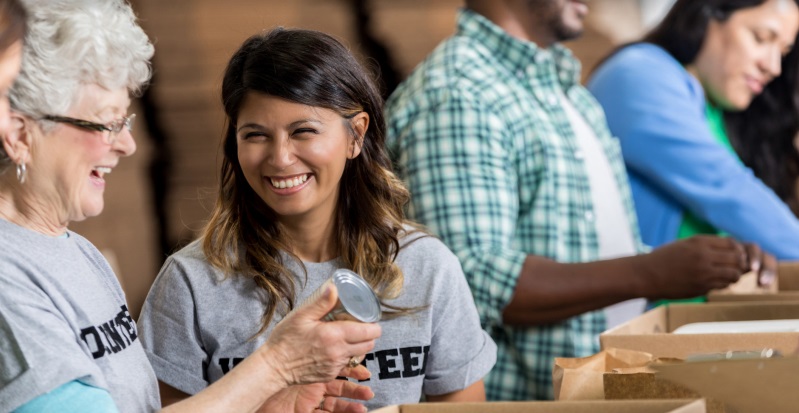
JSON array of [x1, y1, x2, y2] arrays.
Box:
[[0, 1, 380, 412]]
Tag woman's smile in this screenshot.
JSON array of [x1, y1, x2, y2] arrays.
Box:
[[266, 173, 313, 195]]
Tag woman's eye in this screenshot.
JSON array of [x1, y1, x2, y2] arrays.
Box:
[[293, 128, 318, 136], [241, 132, 266, 140]]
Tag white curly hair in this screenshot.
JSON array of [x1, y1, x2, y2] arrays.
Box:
[[0, 0, 154, 169]]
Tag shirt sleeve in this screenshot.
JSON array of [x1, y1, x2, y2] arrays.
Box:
[[14, 380, 119, 413], [420, 238, 497, 396], [389, 89, 527, 329], [138, 257, 209, 394], [589, 45, 799, 260], [0, 284, 98, 412]]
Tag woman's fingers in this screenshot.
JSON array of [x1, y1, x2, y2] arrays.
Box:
[[290, 283, 339, 322], [743, 243, 763, 273], [758, 249, 778, 287], [319, 396, 367, 413], [315, 380, 372, 413], [323, 379, 374, 401], [331, 321, 381, 344], [338, 365, 371, 381]]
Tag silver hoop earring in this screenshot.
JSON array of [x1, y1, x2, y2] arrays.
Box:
[[16, 162, 26, 184]]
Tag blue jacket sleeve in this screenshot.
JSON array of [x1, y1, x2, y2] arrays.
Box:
[[589, 44, 799, 260]]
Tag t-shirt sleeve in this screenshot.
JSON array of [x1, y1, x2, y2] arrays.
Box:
[[0, 285, 98, 411], [421, 239, 497, 396], [14, 380, 119, 413], [138, 257, 209, 395]]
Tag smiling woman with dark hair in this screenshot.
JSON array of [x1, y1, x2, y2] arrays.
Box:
[[589, 0, 799, 265], [138, 27, 496, 411]]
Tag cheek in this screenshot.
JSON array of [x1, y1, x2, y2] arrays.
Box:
[[0, 99, 9, 136], [302, 137, 350, 170], [237, 145, 263, 172]]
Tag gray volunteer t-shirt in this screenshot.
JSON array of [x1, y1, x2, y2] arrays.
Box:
[[139, 230, 496, 410], [0, 218, 159, 413]]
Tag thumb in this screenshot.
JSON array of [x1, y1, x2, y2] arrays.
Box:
[[294, 281, 339, 321]]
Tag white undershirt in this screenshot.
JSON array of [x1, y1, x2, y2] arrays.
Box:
[[557, 88, 644, 328]]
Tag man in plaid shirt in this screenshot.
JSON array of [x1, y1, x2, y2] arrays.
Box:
[[386, 0, 773, 401]]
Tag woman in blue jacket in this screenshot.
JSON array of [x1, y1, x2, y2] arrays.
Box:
[[589, 0, 799, 260]]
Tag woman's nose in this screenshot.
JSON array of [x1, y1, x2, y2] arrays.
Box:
[[268, 139, 295, 169], [113, 127, 137, 157]]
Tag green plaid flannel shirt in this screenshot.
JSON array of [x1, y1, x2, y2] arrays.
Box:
[[386, 9, 646, 401]]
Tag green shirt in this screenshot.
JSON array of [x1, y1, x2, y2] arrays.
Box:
[[386, 9, 646, 401], [662, 103, 739, 305], [677, 103, 737, 238]]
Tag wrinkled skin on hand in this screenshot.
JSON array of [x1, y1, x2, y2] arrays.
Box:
[[258, 284, 382, 386], [642, 235, 775, 299], [256, 366, 373, 413]]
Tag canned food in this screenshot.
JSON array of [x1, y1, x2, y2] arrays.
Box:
[[320, 269, 381, 323]]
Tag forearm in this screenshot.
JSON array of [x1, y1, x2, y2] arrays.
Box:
[[502, 254, 648, 325], [162, 347, 286, 413]]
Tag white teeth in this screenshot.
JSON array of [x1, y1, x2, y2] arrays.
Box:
[[270, 174, 309, 189], [92, 167, 111, 178]]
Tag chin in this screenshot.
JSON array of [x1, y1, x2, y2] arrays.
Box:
[[726, 96, 752, 111], [555, 22, 584, 42], [79, 202, 106, 220]]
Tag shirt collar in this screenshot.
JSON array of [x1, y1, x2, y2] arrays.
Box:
[[456, 8, 581, 88]]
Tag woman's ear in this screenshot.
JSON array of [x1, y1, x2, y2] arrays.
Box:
[[2, 112, 32, 165], [348, 112, 369, 159]]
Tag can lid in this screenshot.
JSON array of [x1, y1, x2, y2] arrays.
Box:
[[332, 269, 382, 323]]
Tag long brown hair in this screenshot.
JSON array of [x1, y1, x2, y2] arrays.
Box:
[[203, 28, 417, 332]]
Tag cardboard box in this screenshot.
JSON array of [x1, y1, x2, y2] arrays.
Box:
[[708, 262, 799, 302], [370, 399, 706, 413], [552, 348, 726, 412], [604, 371, 726, 413], [654, 356, 799, 413], [600, 302, 799, 358]]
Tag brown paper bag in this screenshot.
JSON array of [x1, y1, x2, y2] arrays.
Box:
[[711, 270, 778, 295], [553, 348, 655, 400]]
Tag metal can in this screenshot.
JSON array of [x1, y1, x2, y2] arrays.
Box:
[[321, 269, 381, 323]]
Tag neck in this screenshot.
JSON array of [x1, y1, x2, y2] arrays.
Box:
[[468, 2, 556, 48], [280, 213, 338, 263], [0, 178, 68, 236]]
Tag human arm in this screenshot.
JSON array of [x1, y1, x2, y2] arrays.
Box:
[[161, 283, 380, 413], [588, 44, 799, 260], [12, 380, 119, 413], [389, 90, 753, 328], [160, 366, 375, 413], [0, 264, 105, 412], [502, 235, 759, 325]]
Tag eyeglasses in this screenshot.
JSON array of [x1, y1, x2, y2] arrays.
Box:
[[42, 113, 136, 145]]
